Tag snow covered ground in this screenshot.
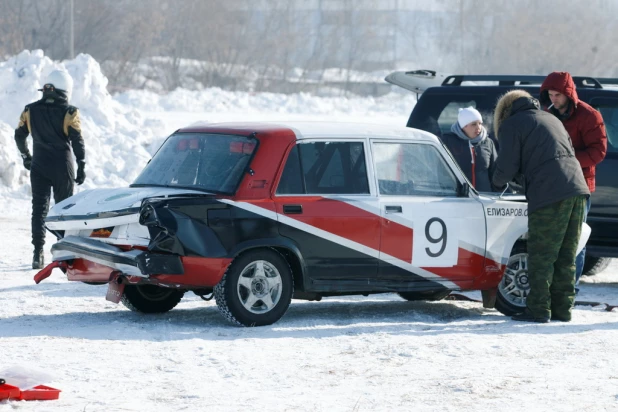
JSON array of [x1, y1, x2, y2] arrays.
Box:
[[2, 51, 618, 411], [2, 216, 618, 411]]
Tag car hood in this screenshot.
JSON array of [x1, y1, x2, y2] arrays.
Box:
[[48, 186, 210, 222]]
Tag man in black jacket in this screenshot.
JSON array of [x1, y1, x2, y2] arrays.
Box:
[[492, 90, 589, 323], [14, 70, 86, 269]]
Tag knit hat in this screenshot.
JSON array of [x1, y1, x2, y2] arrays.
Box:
[[457, 107, 483, 128]]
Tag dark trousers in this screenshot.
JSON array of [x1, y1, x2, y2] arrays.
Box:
[[31, 168, 73, 250], [526, 195, 587, 319]]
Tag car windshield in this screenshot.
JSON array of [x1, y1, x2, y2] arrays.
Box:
[[132, 132, 258, 194]]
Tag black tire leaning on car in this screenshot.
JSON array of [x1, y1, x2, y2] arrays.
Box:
[[582, 256, 611, 277], [495, 242, 529, 316], [121, 284, 185, 313], [214, 249, 294, 327]]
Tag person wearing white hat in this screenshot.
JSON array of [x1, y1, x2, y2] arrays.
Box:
[[14, 70, 86, 269], [439, 106, 498, 192]]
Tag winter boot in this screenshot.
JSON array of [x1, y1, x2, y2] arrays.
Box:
[[32, 248, 44, 270]]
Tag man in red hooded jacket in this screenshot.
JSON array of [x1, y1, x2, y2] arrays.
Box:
[[540, 71, 607, 284]]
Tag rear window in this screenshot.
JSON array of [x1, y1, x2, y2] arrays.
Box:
[[132, 133, 257, 194]]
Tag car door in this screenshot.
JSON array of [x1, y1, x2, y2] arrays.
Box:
[[273, 139, 381, 292], [372, 140, 487, 290], [587, 97, 618, 245]]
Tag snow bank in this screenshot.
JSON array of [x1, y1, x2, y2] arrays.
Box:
[[0, 50, 415, 202]]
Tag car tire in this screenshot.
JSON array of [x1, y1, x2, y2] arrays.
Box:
[[121, 284, 184, 313], [214, 249, 293, 327], [495, 243, 528, 316], [582, 256, 611, 277], [398, 290, 451, 301]]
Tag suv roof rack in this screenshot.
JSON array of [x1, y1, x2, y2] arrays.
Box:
[[385, 70, 618, 94], [442, 75, 603, 89]]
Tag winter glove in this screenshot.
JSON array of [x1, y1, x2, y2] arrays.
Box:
[[75, 161, 86, 185], [21, 152, 32, 171]]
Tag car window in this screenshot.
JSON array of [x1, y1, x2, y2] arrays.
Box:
[[373, 142, 458, 196], [594, 105, 618, 152], [276, 145, 303, 195], [133, 133, 257, 194], [277, 141, 369, 195]]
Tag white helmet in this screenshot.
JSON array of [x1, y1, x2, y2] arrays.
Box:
[[44, 70, 73, 98]]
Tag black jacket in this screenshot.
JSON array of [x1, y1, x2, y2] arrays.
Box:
[[492, 95, 589, 213], [14, 91, 85, 175], [441, 131, 498, 192]]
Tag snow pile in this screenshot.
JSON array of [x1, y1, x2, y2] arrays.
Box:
[[0, 50, 155, 198], [0, 50, 415, 201]]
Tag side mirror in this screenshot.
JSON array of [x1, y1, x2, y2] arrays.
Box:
[[458, 182, 470, 197]]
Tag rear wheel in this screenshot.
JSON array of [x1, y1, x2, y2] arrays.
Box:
[[582, 256, 611, 277], [398, 290, 451, 301], [214, 249, 293, 327], [121, 284, 184, 313], [495, 243, 528, 316]]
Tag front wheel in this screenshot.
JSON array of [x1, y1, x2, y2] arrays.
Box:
[[121, 284, 185, 313], [495, 243, 528, 316], [214, 249, 293, 327]]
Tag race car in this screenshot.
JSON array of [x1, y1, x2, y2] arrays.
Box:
[[34, 121, 590, 326]]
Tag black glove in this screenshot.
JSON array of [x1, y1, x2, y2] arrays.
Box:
[[75, 161, 86, 185], [21, 152, 32, 171]]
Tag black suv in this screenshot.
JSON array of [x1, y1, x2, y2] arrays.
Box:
[[387, 71, 618, 276]]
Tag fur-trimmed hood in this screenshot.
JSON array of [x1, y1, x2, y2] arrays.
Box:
[[493, 90, 539, 138]]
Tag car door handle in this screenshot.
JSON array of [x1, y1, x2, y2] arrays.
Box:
[[385, 205, 402, 214], [283, 204, 303, 214]]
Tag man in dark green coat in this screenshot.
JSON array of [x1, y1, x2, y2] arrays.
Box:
[[492, 90, 589, 323]]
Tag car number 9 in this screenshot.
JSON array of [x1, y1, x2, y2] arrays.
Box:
[[412, 216, 458, 267]]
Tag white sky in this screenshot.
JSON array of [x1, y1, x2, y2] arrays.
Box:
[[1, 51, 618, 411]]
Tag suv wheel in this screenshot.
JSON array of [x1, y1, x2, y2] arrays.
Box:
[[582, 256, 611, 277], [214, 249, 293, 327], [495, 243, 528, 316], [121, 284, 184, 313]]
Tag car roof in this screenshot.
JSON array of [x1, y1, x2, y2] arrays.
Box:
[[178, 121, 439, 143]]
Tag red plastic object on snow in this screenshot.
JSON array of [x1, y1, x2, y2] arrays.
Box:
[[18, 385, 61, 401], [0, 383, 21, 400], [0, 383, 61, 401]]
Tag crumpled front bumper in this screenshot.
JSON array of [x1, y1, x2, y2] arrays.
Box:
[[50, 235, 184, 277]]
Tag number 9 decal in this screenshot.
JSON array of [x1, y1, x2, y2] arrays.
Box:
[[412, 216, 458, 267], [425, 217, 447, 257]]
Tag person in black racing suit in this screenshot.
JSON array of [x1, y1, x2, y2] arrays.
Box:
[[14, 70, 86, 269]]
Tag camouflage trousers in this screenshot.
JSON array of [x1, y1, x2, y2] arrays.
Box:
[[526, 195, 587, 320]]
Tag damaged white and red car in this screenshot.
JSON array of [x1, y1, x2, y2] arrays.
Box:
[[35, 122, 590, 326]]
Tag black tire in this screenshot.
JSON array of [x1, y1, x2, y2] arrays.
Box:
[[582, 257, 611, 277], [121, 284, 184, 313], [495, 243, 528, 316], [398, 290, 451, 301], [214, 249, 293, 327]]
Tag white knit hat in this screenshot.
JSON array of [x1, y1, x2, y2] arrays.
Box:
[[458, 107, 483, 128]]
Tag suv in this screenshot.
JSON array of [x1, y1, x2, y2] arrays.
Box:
[[387, 71, 618, 276], [35, 121, 587, 326]]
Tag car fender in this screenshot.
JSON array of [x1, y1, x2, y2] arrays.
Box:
[[228, 237, 308, 281]]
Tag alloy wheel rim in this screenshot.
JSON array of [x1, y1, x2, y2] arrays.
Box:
[[236, 260, 283, 314], [498, 252, 529, 308]]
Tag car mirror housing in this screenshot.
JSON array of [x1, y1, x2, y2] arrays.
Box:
[[458, 182, 470, 197]]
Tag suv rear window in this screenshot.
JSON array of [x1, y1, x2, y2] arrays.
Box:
[[133, 133, 257, 194]]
